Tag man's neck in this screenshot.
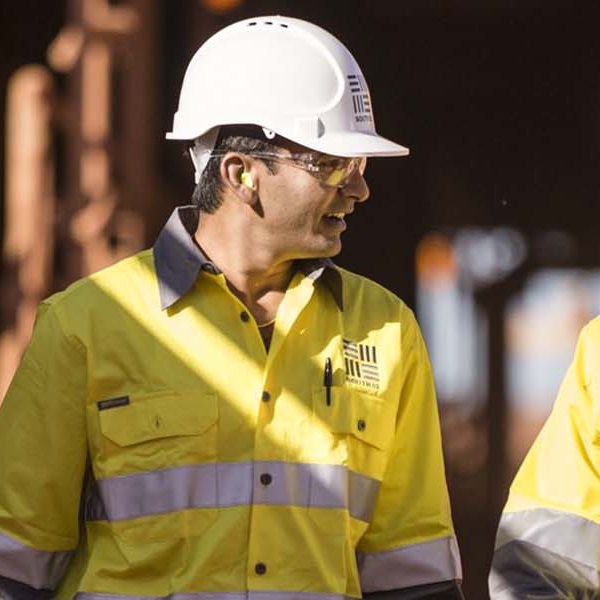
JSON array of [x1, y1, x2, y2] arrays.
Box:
[[194, 218, 295, 325]]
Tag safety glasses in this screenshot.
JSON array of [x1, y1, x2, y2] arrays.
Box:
[[250, 152, 367, 188], [211, 150, 367, 188], [251, 152, 366, 188]]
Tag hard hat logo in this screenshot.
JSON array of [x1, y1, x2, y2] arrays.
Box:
[[166, 16, 409, 158], [348, 74, 373, 124]]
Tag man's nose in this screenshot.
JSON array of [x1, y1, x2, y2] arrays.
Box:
[[341, 170, 370, 203]]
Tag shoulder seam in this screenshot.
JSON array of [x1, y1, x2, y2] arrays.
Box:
[[44, 300, 87, 358]]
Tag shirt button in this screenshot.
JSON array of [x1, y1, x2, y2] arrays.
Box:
[[357, 419, 366, 431], [240, 311, 250, 322], [260, 473, 272, 486], [262, 391, 271, 402], [255, 562, 267, 575]]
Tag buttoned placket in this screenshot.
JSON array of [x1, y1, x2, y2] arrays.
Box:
[[246, 272, 318, 587], [176, 261, 329, 587]]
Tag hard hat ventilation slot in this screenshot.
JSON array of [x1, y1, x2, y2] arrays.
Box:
[[246, 20, 290, 29]]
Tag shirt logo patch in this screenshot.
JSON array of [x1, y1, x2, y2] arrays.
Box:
[[347, 74, 373, 124], [343, 338, 380, 389]]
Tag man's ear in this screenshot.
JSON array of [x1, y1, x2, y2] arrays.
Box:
[[220, 153, 257, 204]]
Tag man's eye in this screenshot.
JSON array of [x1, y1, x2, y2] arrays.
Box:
[[316, 158, 345, 172]]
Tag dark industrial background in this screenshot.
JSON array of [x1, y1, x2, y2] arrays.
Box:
[[2, 1, 600, 598]]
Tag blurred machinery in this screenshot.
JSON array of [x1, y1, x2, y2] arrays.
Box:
[[0, 66, 56, 397], [0, 0, 163, 398]]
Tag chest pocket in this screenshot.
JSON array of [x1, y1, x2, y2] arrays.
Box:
[[92, 390, 219, 543], [308, 387, 396, 535], [98, 391, 218, 470], [312, 386, 396, 470]]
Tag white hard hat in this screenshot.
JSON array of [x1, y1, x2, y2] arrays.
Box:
[[166, 15, 409, 158]]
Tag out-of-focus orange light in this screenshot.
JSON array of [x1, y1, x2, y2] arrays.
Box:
[[201, 0, 244, 14], [416, 232, 457, 289]]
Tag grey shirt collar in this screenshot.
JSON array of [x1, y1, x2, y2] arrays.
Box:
[[153, 206, 343, 311]]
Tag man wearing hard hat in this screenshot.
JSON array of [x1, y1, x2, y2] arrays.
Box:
[[0, 16, 463, 600]]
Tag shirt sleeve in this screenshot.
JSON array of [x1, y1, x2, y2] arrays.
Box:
[[0, 300, 87, 590], [356, 305, 462, 594], [490, 318, 600, 599]]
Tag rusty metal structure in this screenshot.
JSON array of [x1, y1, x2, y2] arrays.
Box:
[[0, 0, 163, 398], [0, 66, 56, 399]]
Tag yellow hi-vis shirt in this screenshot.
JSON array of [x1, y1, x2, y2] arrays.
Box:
[[0, 207, 461, 599], [490, 317, 600, 598]]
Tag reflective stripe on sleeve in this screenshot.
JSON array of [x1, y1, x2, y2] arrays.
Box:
[[0, 530, 72, 590], [75, 591, 350, 600], [357, 535, 462, 591], [490, 508, 600, 596], [92, 461, 380, 523]]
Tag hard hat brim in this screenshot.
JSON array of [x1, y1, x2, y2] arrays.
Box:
[[305, 131, 409, 158], [167, 127, 410, 158]]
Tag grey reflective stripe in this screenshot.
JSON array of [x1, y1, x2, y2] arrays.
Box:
[[357, 535, 462, 592], [348, 468, 380, 523], [490, 508, 600, 597], [0, 530, 72, 589], [75, 592, 349, 600], [93, 461, 380, 523]]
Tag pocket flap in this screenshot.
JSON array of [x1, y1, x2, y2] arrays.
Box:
[[99, 391, 218, 447], [313, 387, 395, 449]]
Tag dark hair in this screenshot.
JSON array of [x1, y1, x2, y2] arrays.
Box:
[[191, 125, 283, 213]]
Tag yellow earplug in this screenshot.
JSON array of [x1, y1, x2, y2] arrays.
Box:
[[240, 172, 255, 190]]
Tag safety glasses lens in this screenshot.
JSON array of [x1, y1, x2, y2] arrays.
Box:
[[324, 168, 347, 187], [322, 157, 367, 187]]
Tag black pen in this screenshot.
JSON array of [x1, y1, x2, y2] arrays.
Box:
[[324, 357, 332, 406]]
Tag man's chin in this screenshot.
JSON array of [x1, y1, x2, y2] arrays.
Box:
[[291, 245, 341, 262], [325, 243, 342, 257], [313, 237, 343, 258]]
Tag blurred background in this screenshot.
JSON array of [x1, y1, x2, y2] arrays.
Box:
[[2, 0, 600, 597]]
